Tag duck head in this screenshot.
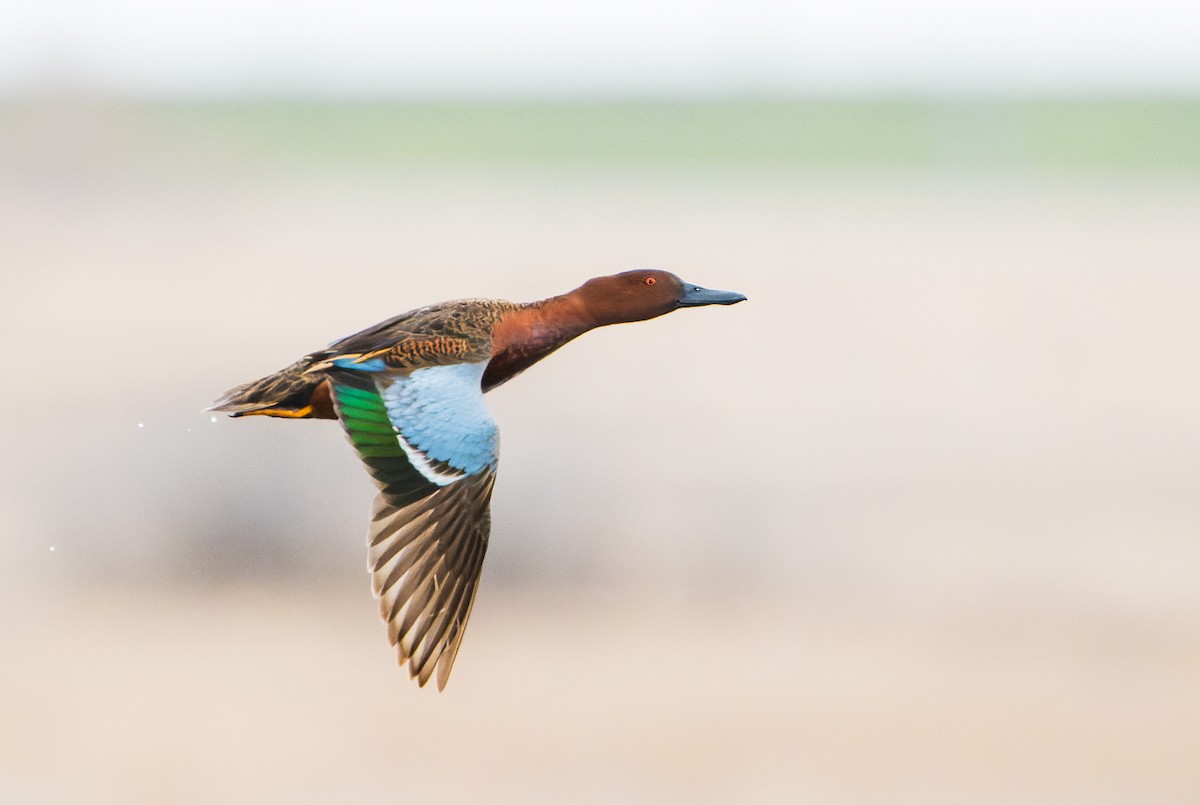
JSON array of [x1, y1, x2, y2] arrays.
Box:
[[574, 269, 746, 326], [484, 269, 746, 392]]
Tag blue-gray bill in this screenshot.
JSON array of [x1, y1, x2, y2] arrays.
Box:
[[677, 283, 748, 307]]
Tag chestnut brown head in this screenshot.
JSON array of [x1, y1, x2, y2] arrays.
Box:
[[573, 269, 746, 326]]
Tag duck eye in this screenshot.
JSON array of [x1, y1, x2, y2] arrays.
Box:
[[644, 277, 656, 286]]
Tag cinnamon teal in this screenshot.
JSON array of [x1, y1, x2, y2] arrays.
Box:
[[211, 269, 746, 689]]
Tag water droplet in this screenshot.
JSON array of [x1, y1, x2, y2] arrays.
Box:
[[49, 546, 56, 552], [137, 422, 145, 429], [210, 415, 218, 423]]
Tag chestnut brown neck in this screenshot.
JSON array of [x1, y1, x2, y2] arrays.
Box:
[[483, 292, 600, 391]]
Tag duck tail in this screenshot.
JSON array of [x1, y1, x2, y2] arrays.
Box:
[[209, 358, 336, 420]]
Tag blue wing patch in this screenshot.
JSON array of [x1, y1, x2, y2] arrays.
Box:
[[378, 361, 498, 483], [333, 357, 389, 372]]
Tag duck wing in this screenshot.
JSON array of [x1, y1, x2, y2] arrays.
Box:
[[329, 359, 499, 690]]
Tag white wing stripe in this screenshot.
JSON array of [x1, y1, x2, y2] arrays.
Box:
[[394, 429, 466, 486]]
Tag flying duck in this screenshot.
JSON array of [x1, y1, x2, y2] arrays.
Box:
[[211, 269, 746, 689]]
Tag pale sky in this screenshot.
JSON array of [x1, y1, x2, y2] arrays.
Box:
[[2, 0, 1199, 96]]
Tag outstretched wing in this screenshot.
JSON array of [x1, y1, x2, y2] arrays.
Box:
[[329, 360, 498, 690]]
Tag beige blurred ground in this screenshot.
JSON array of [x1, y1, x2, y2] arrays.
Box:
[[5, 584, 1199, 804], [2, 103, 1199, 803]]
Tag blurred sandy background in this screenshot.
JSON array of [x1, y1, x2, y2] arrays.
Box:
[[3, 5, 1200, 804]]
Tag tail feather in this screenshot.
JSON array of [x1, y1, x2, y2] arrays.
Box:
[[210, 358, 336, 419]]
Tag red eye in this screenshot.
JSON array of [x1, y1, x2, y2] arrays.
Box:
[[644, 277, 656, 286]]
